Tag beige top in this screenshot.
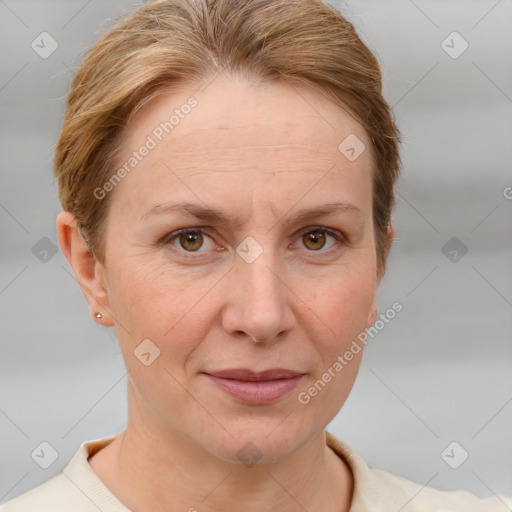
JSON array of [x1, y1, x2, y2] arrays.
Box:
[[1, 432, 511, 511]]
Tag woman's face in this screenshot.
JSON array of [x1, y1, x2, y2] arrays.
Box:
[[96, 73, 381, 463]]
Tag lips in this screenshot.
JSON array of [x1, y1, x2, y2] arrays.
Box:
[[202, 368, 305, 405], [205, 368, 304, 381]]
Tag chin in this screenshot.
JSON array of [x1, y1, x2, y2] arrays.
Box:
[[198, 416, 314, 466]]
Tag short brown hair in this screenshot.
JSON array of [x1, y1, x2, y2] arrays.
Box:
[[54, 0, 401, 272]]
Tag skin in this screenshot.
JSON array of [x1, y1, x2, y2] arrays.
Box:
[[57, 72, 394, 512]]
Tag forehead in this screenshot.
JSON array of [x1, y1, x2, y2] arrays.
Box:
[[121, 72, 371, 162], [109, 73, 373, 215]]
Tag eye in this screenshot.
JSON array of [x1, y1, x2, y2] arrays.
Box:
[[162, 225, 345, 259], [295, 227, 344, 252], [164, 228, 215, 255]]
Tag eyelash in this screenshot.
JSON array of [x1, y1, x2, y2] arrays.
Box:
[[162, 226, 346, 260]]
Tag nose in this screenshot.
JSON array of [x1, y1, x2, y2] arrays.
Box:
[[220, 247, 295, 344]]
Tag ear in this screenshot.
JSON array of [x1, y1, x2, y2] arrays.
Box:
[[56, 211, 114, 326], [377, 222, 395, 286], [367, 300, 378, 327], [368, 222, 395, 327]]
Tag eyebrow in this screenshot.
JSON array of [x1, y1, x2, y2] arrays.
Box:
[[140, 201, 364, 228]]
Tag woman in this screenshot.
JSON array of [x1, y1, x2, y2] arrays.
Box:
[[1, 0, 510, 510]]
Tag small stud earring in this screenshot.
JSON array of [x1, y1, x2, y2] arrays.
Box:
[[95, 313, 102, 319]]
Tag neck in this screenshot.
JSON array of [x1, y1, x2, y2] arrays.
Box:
[[89, 394, 353, 512]]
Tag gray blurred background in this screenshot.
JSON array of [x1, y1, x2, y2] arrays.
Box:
[[1, 0, 511, 504]]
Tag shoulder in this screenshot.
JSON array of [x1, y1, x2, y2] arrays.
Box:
[[368, 466, 512, 512], [0, 473, 92, 512], [0, 434, 127, 512], [326, 431, 512, 512]]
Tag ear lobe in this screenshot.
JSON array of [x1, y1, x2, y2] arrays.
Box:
[[56, 211, 113, 326]]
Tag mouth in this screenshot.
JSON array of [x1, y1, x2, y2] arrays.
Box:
[[202, 368, 306, 405]]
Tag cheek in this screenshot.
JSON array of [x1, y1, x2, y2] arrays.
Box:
[[310, 260, 376, 326], [298, 265, 374, 418], [107, 261, 217, 358], [304, 259, 377, 369], [109, 261, 183, 324]]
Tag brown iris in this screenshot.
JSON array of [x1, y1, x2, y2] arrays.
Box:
[[179, 231, 203, 251], [303, 230, 326, 251]]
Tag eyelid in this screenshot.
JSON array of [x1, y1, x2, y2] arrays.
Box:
[[295, 225, 343, 239]]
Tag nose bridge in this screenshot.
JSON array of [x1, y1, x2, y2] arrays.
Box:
[[239, 242, 282, 310], [223, 238, 293, 341], [240, 250, 280, 306]]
